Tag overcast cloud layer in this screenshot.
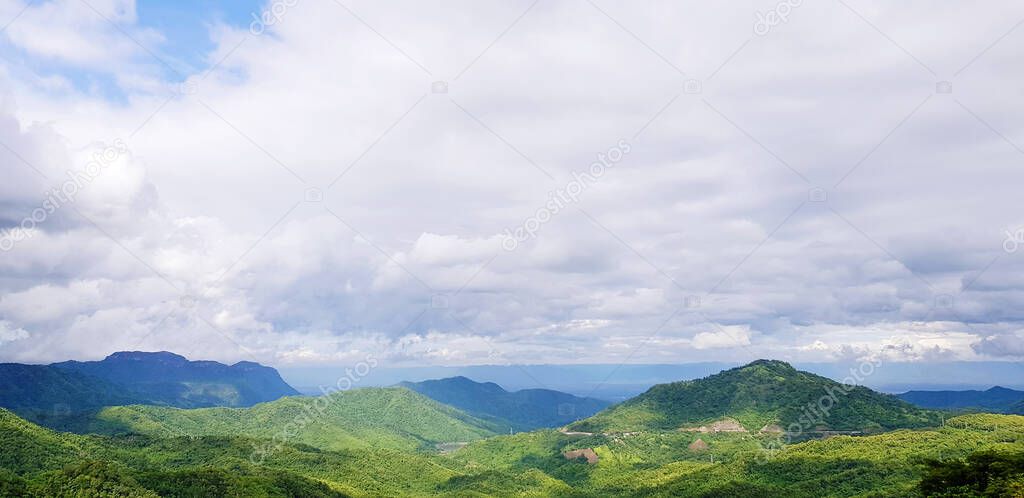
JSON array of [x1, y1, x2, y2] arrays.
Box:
[[1, 0, 1023, 367]]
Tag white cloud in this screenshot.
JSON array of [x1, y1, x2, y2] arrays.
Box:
[[972, 331, 1024, 358], [1, 0, 171, 92], [692, 325, 753, 350], [408, 233, 498, 266], [1, 1, 1024, 366], [0, 320, 28, 345]]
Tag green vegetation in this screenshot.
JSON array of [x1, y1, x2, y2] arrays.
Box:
[[1, 351, 300, 431], [2, 360, 1022, 496], [919, 449, 1024, 496], [447, 413, 1024, 496], [83, 387, 500, 452], [0, 363, 139, 428], [570, 359, 942, 433], [398, 376, 610, 431], [1, 407, 456, 497]]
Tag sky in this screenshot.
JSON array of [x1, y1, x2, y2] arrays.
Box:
[[0, 0, 1023, 370]]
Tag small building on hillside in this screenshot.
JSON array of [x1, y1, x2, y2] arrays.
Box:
[[688, 438, 709, 452]]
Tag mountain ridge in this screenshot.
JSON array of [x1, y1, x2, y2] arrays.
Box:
[[0, 351, 299, 428], [398, 376, 611, 431], [897, 386, 1024, 413]]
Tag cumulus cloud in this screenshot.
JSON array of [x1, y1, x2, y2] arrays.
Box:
[[0, 320, 28, 345], [0, 1, 1023, 366], [972, 332, 1024, 358], [692, 324, 753, 350]]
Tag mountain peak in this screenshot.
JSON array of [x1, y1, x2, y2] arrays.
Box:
[[740, 359, 796, 371], [431, 376, 507, 395]]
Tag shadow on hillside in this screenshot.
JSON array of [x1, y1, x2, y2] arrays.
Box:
[[13, 408, 136, 435]]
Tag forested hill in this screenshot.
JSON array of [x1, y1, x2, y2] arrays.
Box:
[[0, 351, 298, 427], [569, 359, 941, 433], [85, 387, 501, 452], [398, 376, 610, 431], [0, 363, 139, 415]]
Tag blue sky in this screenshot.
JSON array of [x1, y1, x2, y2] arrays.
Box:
[[1, 0, 261, 100], [134, 0, 258, 71]]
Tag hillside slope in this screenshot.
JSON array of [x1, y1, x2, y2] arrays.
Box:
[[569, 359, 941, 433], [87, 387, 501, 452], [0, 407, 454, 497], [0, 363, 139, 417], [398, 376, 610, 431], [452, 413, 1024, 496]]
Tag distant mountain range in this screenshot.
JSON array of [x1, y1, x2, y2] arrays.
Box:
[[569, 359, 941, 433], [897, 386, 1024, 414], [398, 376, 610, 431], [0, 351, 297, 427], [280, 361, 1024, 400], [4, 353, 1023, 496], [53, 351, 299, 406], [7, 351, 998, 435]]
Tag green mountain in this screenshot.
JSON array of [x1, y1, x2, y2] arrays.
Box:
[[0, 352, 299, 428], [898, 386, 1024, 413], [53, 351, 299, 407], [2, 393, 1023, 496], [398, 376, 610, 431], [0, 363, 139, 420], [3, 355, 1018, 496], [86, 387, 501, 452], [568, 359, 941, 433], [0, 406, 433, 497], [0, 407, 345, 497], [0, 406, 553, 497]]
